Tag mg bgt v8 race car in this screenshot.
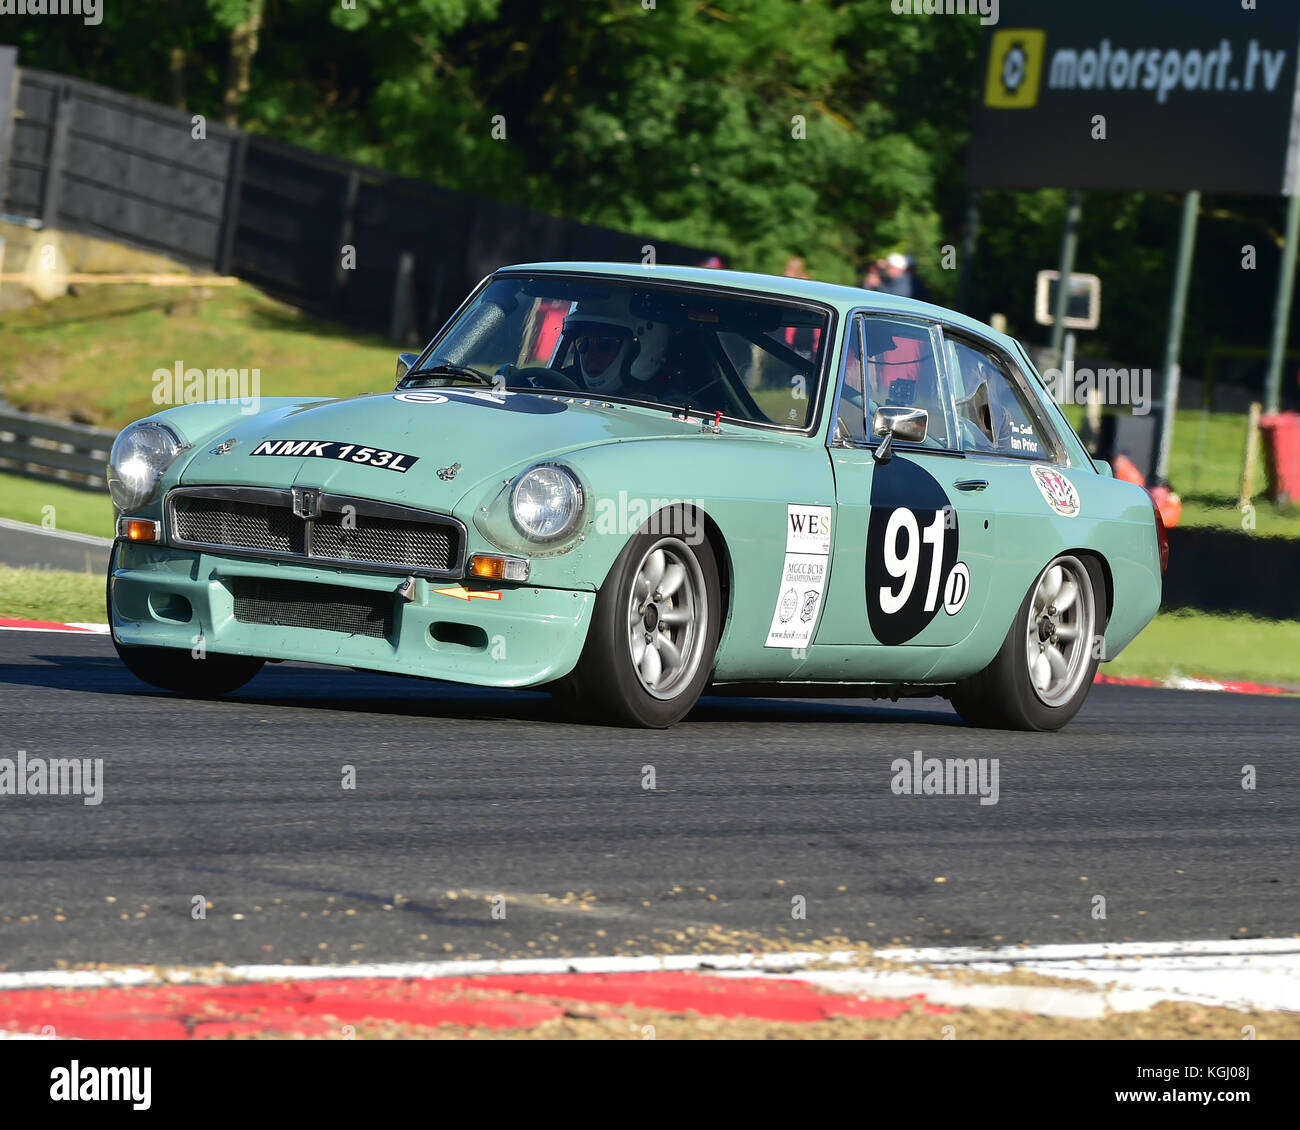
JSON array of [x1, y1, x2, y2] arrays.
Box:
[[106, 263, 1165, 728]]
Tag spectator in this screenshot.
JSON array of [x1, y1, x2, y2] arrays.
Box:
[[874, 252, 913, 298], [861, 262, 883, 291], [781, 256, 817, 355], [906, 255, 930, 302]]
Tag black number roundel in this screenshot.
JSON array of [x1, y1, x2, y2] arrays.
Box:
[[866, 458, 960, 645]]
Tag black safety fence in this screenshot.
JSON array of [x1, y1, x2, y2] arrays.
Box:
[[1162, 527, 1300, 621], [1, 64, 713, 339]]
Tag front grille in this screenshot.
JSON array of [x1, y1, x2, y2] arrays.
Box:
[[231, 578, 393, 638], [311, 511, 453, 572], [172, 496, 304, 555], [165, 487, 464, 578]]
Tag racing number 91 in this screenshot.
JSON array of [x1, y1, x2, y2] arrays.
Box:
[[880, 508, 947, 615], [866, 504, 965, 645], [865, 457, 971, 645]]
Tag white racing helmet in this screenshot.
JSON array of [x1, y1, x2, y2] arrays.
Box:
[[563, 294, 669, 390]]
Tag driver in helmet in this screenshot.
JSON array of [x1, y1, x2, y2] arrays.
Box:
[[560, 294, 675, 397]]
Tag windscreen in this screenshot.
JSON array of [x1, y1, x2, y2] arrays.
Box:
[[403, 274, 831, 428]]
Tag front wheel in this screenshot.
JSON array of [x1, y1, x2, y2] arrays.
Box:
[[554, 518, 721, 727], [948, 554, 1103, 731], [107, 555, 264, 697], [112, 640, 265, 697]]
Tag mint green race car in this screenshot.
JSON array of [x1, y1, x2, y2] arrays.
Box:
[[106, 263, 1166, 729]]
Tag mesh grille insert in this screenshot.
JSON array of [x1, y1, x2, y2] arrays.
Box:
[[172, 497, 303, 554], [312, 511, 453, 571], [167, 489, 464, 576], [231, 578, 393, 639]]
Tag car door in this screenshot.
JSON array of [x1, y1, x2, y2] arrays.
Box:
[[815, 311, 999, 653]]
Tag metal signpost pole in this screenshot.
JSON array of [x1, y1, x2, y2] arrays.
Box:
[[954, 190, 982, 314], [1153, 190, 1201, 486], [1049, 191, 1082, 358], [1262, 192, 1300, 416]]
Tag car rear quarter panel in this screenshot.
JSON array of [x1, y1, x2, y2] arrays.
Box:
[[919, 463, 1161, 680]]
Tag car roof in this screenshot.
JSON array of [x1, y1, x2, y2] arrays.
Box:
[[499, 261, 1021, 354]]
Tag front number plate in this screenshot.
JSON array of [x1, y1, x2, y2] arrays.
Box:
[[250, 439, 419, 473]]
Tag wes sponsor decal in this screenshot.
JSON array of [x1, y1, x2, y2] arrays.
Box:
[[786, 504, 832, 554], [250, 440, 418, 473], [766, 504, 832, 649]]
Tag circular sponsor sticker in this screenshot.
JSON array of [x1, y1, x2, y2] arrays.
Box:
[[779, 588, 798, 623], [1031, 465, 1081, 518]]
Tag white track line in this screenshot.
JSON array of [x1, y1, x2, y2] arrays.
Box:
[[0, 518, 113, 547], [0, 623, 108, 633]]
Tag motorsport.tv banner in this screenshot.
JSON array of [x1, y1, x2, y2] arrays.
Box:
[[965, 0, 1300, 196]]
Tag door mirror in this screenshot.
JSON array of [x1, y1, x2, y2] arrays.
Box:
[[871, 406, 929, 464], [395, 352, 420, 383]]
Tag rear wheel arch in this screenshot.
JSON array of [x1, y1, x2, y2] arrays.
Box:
[[1068, 548, 1113, 632], [949, 550, 1104, 731]]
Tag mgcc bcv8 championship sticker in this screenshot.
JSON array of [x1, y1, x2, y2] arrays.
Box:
[[765, 504, 832, 649]]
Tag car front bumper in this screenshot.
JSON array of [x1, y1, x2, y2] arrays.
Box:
[[109, 541, 595, 688]]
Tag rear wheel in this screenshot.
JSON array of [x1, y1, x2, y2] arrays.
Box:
[[949, 554, 1102, 731], [554, 516, 721, 727], [107, 550, 264, 697]]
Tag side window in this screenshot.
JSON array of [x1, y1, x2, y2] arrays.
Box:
[[945, 337, 1053, 460], [834, 316, 868, 443], [862, 316, 952, 450]]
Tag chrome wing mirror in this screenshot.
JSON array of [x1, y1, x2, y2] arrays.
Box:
[[872, 406, 928, 465]]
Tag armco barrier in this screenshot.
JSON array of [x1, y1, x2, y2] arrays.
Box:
[[0, 407, 115, 490]]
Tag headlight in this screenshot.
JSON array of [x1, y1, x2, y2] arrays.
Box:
[[107, 422, 187, 511], [510, 464, 584, 542]]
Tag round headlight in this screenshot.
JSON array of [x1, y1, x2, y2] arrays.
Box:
[[510, 464, 584, 542], [107, 422, 186, 511]]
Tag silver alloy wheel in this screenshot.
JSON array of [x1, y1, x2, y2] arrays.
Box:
[[1025, 555, 1095, 708], [626, 537, 708, 700]]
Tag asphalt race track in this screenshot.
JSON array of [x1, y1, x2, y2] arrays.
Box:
[[1, 630, 1297, 974]]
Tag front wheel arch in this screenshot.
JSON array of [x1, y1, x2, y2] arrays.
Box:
[[591, 503, 734, 663], [555, 504, 724, 726]]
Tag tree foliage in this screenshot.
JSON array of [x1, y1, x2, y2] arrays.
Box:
[[3, 0, 1294, 369]]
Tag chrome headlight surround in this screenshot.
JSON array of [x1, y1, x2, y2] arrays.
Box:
[[106, 421, 188, 512], [509, 463, 585, 543], [472, 461, 588, 557]]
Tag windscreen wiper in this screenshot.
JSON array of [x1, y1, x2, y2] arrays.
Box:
[[402, 361, 497, 387]]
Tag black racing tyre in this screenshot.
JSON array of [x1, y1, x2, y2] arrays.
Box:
[[948, 554, 1105, 732], [553, 511, 721, 727], [107, 550, 264, 697]]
